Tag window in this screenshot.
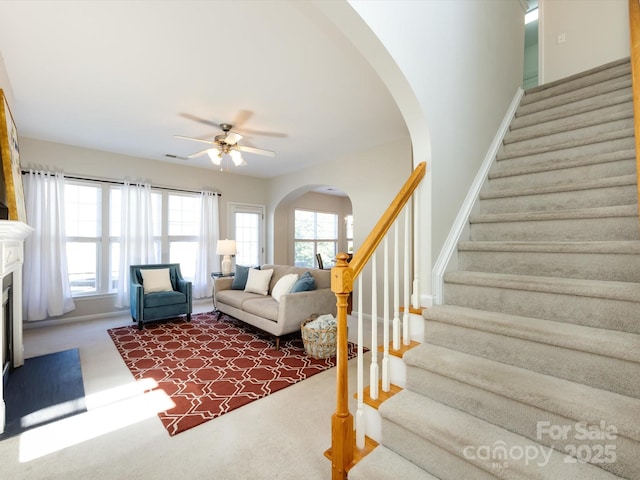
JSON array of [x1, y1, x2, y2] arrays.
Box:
[[65, 183, 101, 294], [109, 188, 162, 290], [294, 209, 338, 268], [168, 193, 200, 281], [64, 179, 205, 296], [229, 203, 264, 266], [345, 214, 354, 254]]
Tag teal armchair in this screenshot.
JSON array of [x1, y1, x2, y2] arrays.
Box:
[[130, 263, 192, 330]]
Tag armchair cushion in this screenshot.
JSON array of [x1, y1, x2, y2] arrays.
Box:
[[144, 291, 187, 308], [140, 268, 174, 293]]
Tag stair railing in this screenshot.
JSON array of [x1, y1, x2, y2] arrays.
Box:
[[629, 0, 640, 219], [328, 161, 426, 480]]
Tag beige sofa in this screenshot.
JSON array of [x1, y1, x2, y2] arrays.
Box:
[[214, 264, 337, 349]]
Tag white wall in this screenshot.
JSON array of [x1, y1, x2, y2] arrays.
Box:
[[541, 0, 630, 83], [319, 0, 525, 304]]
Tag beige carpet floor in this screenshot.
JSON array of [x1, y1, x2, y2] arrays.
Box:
[[0, 300, 371, 480]]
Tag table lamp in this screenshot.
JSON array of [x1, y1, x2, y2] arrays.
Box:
[[216, 239, 237, 275]]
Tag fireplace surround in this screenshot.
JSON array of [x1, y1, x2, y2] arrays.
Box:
[[0, 220, 33, 433]]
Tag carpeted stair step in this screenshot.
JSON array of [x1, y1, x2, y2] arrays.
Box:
[[469, 205, 639, 242], [348, 445, 440, 480], [505, 100, 633, 145], [479, 174, 638, 214], [495, 135, 634, 167], [469, 205, 640, 241], [517, 76, 631, 117], [403, 343, 640, 479], [457, 241, 640, 282], [442, 271, 640, 334], [421, 305, 640, 397], [520, 58, 630, 107], [510, 88, 632, 131], [518, 72, 631, 117], [378, 390, 623, 479], [488, 149, 636, 190], [498, 119, 633, 160]]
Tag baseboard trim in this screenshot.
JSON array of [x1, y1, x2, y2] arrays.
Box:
[[24, 298, 212, 329], [431, 87, 524, 305]]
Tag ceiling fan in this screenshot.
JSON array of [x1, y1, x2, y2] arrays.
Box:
[[174, 123, 275, 167]]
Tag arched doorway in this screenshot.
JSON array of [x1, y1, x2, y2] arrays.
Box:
[[272, 185, 352, 267]]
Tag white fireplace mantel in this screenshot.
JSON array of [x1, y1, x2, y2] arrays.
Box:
[[0, 220, 34, 434]]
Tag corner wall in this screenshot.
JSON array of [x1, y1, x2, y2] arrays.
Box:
[[540, 0, 630, 84]]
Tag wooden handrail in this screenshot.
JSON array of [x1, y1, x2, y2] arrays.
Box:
[[629, 0, 640, 218], [327, 161, 426, 480], [349, 161, 426, 279]]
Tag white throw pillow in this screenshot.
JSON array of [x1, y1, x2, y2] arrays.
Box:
[[140, 268, 174, 294], [244, 268, 274, 295], [271, 273, 299, 302]]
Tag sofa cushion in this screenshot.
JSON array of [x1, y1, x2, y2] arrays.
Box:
[[232, 265, 259, 290], [144, 290, 186, 308], [216, 290, 264, 310], [245, 268, 274, 295], [140, 268, 174, 294], [290, 271, 316, 293], [261, 264, 331, 291], [271, 273, 299, 302], [242, 297, 279, 322]]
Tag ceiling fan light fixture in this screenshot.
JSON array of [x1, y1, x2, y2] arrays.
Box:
[[208, 148, 222, 165], [230, 149, 246, 167]]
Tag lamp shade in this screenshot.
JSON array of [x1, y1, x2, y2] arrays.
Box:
[[216, 239, 237, 256]]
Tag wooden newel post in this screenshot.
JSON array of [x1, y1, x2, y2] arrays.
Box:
[[330, 253, 354, 480]]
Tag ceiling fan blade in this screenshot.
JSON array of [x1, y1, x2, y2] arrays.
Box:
[[187, 148, 212, 159], [179, 113, 221, 128], [232, 110, 253, 128], [165, 154, 190, 160], [239, 128, 287, 138], [237, 145, 275, 157], [174, 134, 214, 145], [224, 131, 243, 145]]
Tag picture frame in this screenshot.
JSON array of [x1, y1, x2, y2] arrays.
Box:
[[0, 89, 26, 223]]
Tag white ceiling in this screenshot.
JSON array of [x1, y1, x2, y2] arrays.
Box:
[[0, 1, 408, 179]]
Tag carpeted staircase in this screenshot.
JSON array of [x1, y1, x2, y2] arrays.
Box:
[[349, 58, 640, 479]]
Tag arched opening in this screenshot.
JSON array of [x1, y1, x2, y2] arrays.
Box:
[[272, 185, 352, 268]]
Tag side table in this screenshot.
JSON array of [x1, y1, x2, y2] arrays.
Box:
[[211, 271, 234, 313]]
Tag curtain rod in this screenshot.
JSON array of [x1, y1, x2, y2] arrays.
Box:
[[21, 170, 221, 196]]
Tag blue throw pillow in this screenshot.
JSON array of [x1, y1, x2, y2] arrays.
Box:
[[290, 271, 316, 293], [232, 265, 259, 290]]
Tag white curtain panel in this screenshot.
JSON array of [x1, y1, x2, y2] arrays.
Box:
[[193, 191, 220, 298], [115, 181, 158, 307], [23, 170, 76, 321]]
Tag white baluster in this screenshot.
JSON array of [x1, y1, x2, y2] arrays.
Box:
[[369, 254, 379, 400], [382, 237, 390, 392], [403, 206, 410, 346], [412, 190, 420, 309], [355, 278, 365, 449], [393, 222, 400, 351]]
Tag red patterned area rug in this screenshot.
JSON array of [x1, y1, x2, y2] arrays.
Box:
[[108, 312, 358, 436]]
